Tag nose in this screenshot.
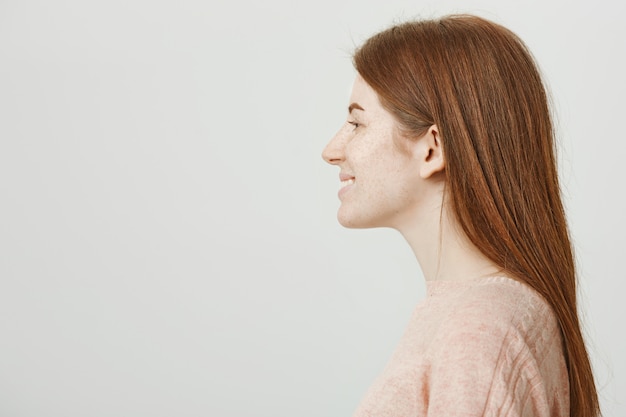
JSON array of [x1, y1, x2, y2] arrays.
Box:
[[322, 127, 347, 166]]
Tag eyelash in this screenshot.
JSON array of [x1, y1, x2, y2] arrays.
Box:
[[348, 121, 360, 130]]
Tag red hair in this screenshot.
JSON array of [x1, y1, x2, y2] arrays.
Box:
[[354, 15, 599, 417]]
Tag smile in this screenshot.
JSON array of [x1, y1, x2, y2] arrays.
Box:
[[338, 175, 355, 199]]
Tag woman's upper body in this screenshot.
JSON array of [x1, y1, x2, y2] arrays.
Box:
[[323, 14, 600, 417], [352, 276, 569, 417]]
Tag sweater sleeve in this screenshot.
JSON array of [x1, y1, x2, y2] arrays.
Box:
[[425, 321, 518, 416], [424, 295, 565, 417]]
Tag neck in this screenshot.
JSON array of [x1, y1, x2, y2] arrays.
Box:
[[397, 199, 502, 282]]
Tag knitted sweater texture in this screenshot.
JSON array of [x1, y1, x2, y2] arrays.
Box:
[[352, 276, 569, 417]]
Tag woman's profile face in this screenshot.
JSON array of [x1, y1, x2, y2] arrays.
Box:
[[322, 75, 427, 230]]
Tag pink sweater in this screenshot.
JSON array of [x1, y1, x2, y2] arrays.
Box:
[[352, 276, 569, 417]]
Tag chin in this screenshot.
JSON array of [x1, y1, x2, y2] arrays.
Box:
[[337, 217, 363, 229], [337, 208, 384, 229]]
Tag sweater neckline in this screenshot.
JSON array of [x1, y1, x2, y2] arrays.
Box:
[[425, 275, 521, 297]]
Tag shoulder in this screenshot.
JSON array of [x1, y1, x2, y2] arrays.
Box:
[[422, 277, 566, 416], [428, 276, 558, 346], [425, 277, 562, 365]]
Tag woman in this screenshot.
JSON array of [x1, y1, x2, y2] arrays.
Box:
[[322, 15, 600, 417]]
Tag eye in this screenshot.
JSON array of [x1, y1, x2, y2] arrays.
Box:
[[348, 121, 360, 130]]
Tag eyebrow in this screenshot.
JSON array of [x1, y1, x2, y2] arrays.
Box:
[[348, 103, 364, 113]]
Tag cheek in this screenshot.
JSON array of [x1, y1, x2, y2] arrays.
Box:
[[374, 157, 421, 200], [348, 129, 413, 188]]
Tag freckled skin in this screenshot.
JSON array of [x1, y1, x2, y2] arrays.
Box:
[[322, 75, 425, 230]]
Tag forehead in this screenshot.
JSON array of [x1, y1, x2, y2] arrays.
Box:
[[349, 75, 385, 113], [348, 75, 400, 132]]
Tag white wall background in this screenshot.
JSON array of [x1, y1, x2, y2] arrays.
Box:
[[0, 0, 624, 416]]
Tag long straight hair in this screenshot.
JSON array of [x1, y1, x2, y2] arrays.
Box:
[[354, 15, 599, 417]]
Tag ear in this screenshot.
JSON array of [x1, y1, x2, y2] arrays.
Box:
[[417, 125, 445, 179]]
